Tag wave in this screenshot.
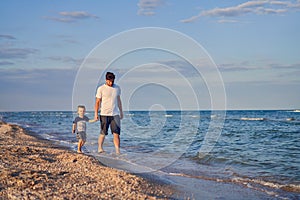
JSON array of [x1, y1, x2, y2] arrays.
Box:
[[239, 117, 300, 123], [232, 177, 300, 193], [286, 117, 296, 121], [285, 110, 300, 113], [240, 117, 267, 121], [88, 148, 300, 195], [167, 172, 300, 198]]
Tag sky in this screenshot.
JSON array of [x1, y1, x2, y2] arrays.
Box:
[[0, 0, 300, 111]]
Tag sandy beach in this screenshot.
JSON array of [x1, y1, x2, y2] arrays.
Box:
[[1, 118, 298, 200], [0, 122, 173, 199]]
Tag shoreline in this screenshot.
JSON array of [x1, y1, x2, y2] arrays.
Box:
[[0, 122, 174, 199], [1, 121, 298, 199]]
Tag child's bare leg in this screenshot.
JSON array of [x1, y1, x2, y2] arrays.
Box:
[[81, 140, 86, 152], [78, 139, 83, 153]]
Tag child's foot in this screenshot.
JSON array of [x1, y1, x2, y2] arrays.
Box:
[[77, 150, 83, 154]]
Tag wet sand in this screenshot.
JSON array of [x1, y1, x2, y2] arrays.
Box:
[[0, 122, 173, 199]]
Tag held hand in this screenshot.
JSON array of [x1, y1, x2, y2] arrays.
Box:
[[89, 119, 98, 123], [120, 112, 124, 120]]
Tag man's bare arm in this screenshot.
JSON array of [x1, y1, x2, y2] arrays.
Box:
[[118, 96, 123, 119], [94, 98, 101, 120]]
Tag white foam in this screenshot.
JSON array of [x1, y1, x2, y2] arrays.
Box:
[[286, 118, 295, 121], [241, 117, 267, 121], [231, 177, 300, 193]]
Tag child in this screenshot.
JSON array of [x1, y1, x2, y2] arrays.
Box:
[[72, 105, 97, 153]]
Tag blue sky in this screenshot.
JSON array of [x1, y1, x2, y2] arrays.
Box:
[[0, 0, 300, 111]]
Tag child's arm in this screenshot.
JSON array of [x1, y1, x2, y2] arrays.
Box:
[[72, 122, 76, 134], [89, 119, 98, 123]]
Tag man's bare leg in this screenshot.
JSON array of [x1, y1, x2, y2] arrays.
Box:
[[98, 134, 105, 153], [113, 133, 120, 154]]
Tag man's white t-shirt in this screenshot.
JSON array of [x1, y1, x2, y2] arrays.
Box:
[[96, 84, 121, 116]]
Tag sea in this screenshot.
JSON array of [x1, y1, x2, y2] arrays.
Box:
[[1, 110, 299, 199]]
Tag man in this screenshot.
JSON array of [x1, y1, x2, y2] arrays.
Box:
[[94, 72, 123, 154]]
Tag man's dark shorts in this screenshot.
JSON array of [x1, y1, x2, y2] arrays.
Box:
[[100, 115, 121, 135]]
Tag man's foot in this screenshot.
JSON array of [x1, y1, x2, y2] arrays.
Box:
[[98, 149, 105, 153], [77, 150, 83, 154], [115, 148, 120, 155]]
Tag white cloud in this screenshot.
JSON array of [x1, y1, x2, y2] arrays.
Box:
[[0, 34, 16, 40], [238, 0, 269, 9], [59, 11, 99, 19], [46, 56, 83, 65], [219, 60, 300, 72], [0, 47, 38, 59], [180, 0, 300, 23], [217, 19, 239, 23], [0, 61, 14, 66], [45, 11, 99, 23], [179, 15, 200, 23], [256, 7, 287, 14], [137, 0, 164, 16]]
